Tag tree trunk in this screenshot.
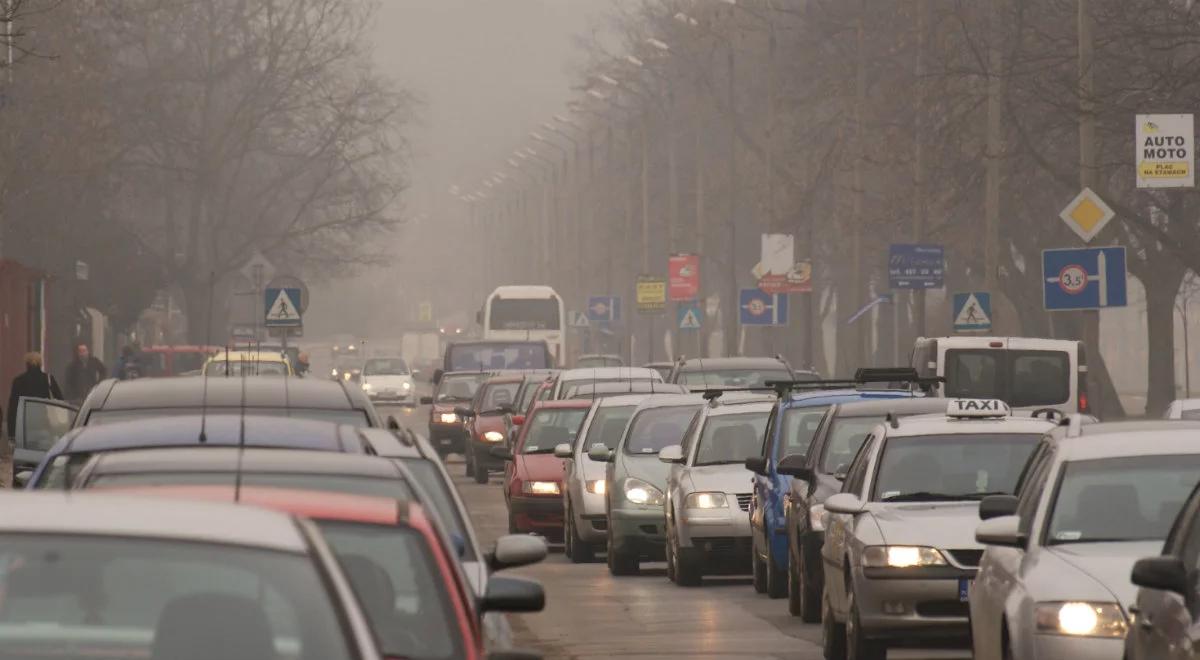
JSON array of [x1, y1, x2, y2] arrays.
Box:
[[1145, 280, 1180, 416]]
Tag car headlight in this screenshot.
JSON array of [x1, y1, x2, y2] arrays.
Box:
[[862, 546, 947, 568], [483, 431, 505, 442], [361, 382, 372, 391], [1035, 602, 1128, 638], [809, 503, 827, 533], [685, 492, 727, 509], [402, 381, 412, 390], [342, 372, 352, 381], [331, 368, 338, 377], [586, 479, 606, 495], [622, 478, 664, 506], [523, 481, 561, 495], [438, 412, 459, 424]]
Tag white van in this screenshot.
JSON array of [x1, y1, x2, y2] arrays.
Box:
[[911, 336, 1088, 415]]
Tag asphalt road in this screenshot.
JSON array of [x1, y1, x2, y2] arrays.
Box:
[[379, 403, 972, 660]]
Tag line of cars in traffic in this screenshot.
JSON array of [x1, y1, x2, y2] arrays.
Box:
[[8, 368, 552, 660], [432, 335, 1200, 660]]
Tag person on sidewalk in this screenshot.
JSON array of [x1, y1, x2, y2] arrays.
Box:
[[7, 352, 64, 439], [64, 343, 107, 403]]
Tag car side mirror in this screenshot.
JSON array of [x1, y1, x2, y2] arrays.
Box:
[[386, 416, 401, 431], [14, 471, 32, 488], [511, 415, 525, 426], [775, 454, 813, 481], [491, 446, 514, 461], [481, 575, 545, 613], [658, 445, 684, 464], [420, 396, 434, 405], [1131, 556, 1188, 596], [824, 493, 866, 515], [744, 456, 768, 476], [587, 444, 613, 462], [553, 443, 573, 459], [488, 534, 548, 571], [975, 515, 1026, 549], [979, 494, 1019, 521], [454, 406, 475, 419]]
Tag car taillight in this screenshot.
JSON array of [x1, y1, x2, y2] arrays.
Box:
[[1078, 391, 1089, 413]]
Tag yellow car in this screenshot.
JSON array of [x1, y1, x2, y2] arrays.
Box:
[[202, 350, 293, 377]]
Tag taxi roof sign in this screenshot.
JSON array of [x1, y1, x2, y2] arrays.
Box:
[[947, 398, 1010, 418]]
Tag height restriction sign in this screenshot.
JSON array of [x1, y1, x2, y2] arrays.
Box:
[[1137, 114, 1194, 188]]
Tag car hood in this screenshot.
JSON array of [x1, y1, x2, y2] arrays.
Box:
[[868, 501, 982, 549], [685, 464, 755, 495], [362, 375, 411, 387], [1038, 541, 1162, 608], [621, 455, 671, 488], [473, 414, 507, 434], [516, 453, 566, 482]]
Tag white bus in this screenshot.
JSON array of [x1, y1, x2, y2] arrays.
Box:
[[480, 285, 565, 364]]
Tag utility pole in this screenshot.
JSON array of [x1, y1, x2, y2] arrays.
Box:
[[726, 38, 739, 357], [851, 0, 867, 366], [984, 0, 1004, 294], [912, 0, 928, 343], [1078, 0, 1102, 412]]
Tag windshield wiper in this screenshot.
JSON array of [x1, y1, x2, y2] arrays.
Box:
[[881, 491, 966, 502], [958, 491, 1010, 501]]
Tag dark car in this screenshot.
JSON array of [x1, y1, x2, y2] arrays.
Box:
[[668, 356, 797, 390], [24, 414, 371, 489], [463, 375, 524, 484], [419, 371, 491, 456], [437, 341, 555, 381], [778, 397, 946, 621]]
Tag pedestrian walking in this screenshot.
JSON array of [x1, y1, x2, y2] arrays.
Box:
[[64, 343, 107, 403], [295, 351, 311, 377], [7, 352, 64, 439]]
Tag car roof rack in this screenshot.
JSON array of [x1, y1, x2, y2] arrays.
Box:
[[765, 367, 943, 397]]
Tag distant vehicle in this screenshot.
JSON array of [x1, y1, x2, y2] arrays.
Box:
[[912, 336, 1088, 415], [140, 345, 221, 376], [439, 340, 554, 380], [419, 371, 492, 457], [331, 353, 364, 382], [0, 492, 383, 660], [462, 375, 525, 483], [669, 356, 797, 390], [479, 285, 565, 364], [576, 354, 624, 368], [203, 349, 292, 377], [359, 356, 415, 404], [550, 367, 664, 399], [1164, 398, 1200, 420]]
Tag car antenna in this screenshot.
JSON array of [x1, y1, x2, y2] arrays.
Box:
[[199, 271, 216, 444], [698, 357, 711, 392]]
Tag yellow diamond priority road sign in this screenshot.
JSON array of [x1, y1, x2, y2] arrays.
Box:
[[1058, 187, 1115, 244]]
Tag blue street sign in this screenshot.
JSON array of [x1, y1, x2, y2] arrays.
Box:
[[1042, 247, 1128, 311], [264, 287, 303, 327], [586, 296, 621, 323], [677, 301, 703, 330], [889, 244, 945, 289], [953, 292, 992, 332], [739, 289, 788, 326]]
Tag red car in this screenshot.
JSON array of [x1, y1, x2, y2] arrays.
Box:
[[464, 375, 525, 484], [496, 400, 592, 540], [106, 485, 546, 660]]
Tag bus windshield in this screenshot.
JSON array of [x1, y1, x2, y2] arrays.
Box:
[[488, 298, 561, 331], [446, 343, 550, 370]]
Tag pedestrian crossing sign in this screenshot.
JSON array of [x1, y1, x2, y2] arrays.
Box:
[[568, 311, 590, 328], [265, 287, 303, 327], [952, 292, 991, 332], [677, 302, 703, 330]]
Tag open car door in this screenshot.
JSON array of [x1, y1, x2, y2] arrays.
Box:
[[14, 397, 78, 476]]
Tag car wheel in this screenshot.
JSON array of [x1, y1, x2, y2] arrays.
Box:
[[766, 550, 787, 599], [674, 539, 702, 587], [665, 530, 677, 583], [464, 449, 475, 478], [846, 589, 886, 660], [794, 539, 821, 622], [788, 542, 804, 617], [563, 505, 574, 560], [568, 506, 596, 564], [473, 459, 489, 485], [508, 511, 519, 534], [752, 544, 768, 594], [822, 592, 847, 660], [606, 527, 639, 576]]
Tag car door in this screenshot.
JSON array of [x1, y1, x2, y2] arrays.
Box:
[[14, 397, 78, 474], [823, 434, 875, 618], [750, 405, 780, 550], [790, 409, 835, 544]]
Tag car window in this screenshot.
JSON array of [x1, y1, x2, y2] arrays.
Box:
[[396, 458, 474, 561], [86, 407, 372, 428], [842, 435, 875, 496], [89, 473, 413, 500], [33, 453, 93, 490], [678, 368, 791, 388], [522, 408, 588, 454], [481, 383, 519, 410], [435, 374, 488, 402], [516, 382, 540, 412], [1016, 450, 1054, 539], [1044, 454, 1200, 545], [21, 401, 75, 452], [779, 405, 829, 459], [363, 358, 409, 376], [623, 405, 702, 456], [871, 433, 1041, 502], [1181, 409, 1200, 421], [944, 350, 1000, 400], [1176, 494, 1200, 569], [693, 411, 771, 466], [819, 416, 884, 474], [580, 405, 636, 451], [204, 360, 289, 376], [1009, 352, 1070, 407], [0, 534, 352, 660]]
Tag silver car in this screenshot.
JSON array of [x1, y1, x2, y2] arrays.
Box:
[[821, 400, 1051, 660], [555, 393, 654, 563], [973, 421, 1200, 660], [661, 398, 774, 586]]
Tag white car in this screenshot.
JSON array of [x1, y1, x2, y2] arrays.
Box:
[[549, 366, 664, 399], [971, 420, 1200, 660], [0, 491, 382, 659], [820, 399, 1052, 660], [1163, 398, 1200, 420], [359, 356, 417, 404]]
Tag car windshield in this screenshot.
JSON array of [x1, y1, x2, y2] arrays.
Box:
[[624, 405, 702, 455], [318, 522, 463, 660], [447, 343, 549, 370], [396, 458, 475, 560], [678, 368, 791, 388], [487, 298, 561, 331], [86, 407, 371, 428], [0, 534, 352, 660], [820, 416, 887, 473], [871, 433, 1042, 502], [582, 405, 636, 451], [363, 358, 409, 376], [517, 381, 543, 413], [522, 408, 588, 454], [436, 374, 488, 402], [481, 382, 519, 410], [577, 357, 622, 368], [694, 411, 770, 466], [89, 473, 413, 500], [779, 405, 830, 459], [1045, 454, 1200, 545], [204, 360, 288, 376]]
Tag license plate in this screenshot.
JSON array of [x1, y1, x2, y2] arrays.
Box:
[[958, 578, 972, 602]]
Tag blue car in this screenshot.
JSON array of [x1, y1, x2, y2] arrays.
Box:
[[746, 388, 921, 598], [24, 414, 370, 489]]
